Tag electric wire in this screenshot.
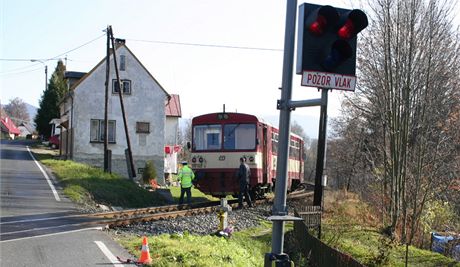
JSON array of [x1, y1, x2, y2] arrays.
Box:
[[0, 34, 105, 75], [2, 34, 279, 76], [127, 38, 283, 52]]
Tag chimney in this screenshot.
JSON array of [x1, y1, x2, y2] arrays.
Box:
[[115, 38, 126, 48]]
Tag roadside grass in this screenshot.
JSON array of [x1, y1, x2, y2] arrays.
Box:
[[321, 191, 460, 267], [39, 158, 168, 208], [113, 221, 277, 267], [32, 149, 216, 208]]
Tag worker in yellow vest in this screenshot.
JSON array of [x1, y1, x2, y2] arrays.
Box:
[[177, 161, 195, 205]]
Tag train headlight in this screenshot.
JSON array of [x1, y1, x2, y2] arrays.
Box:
[[192, 157, 197, 163], [249, 156, 254, 162], [199, 157, 204, 163]]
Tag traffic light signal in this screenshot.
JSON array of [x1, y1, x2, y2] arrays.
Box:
[[296, 3, 368, 82]]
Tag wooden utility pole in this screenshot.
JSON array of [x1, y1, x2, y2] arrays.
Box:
[[104, 26, 110, 172], [108, 26, 136, 179]]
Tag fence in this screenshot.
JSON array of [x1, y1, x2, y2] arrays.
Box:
[[294, 209, 365, 267]]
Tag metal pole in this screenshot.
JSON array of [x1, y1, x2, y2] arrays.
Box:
[[265, 0, 297, 265], [31, 60, 47, 91], [313, 89, 328, 206]]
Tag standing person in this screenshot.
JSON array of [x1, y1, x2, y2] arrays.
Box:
[[237, 157, 253, 208], [177, 161, 195, 205]]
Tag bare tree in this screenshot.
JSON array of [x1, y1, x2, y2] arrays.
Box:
[[291, 121, 317, 182], [331, 0, 459, 253], [177, 118, 192, 161], [3, 97, 30, 124]]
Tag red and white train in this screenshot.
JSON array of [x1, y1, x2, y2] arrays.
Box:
[[190, 112, 304, 199]]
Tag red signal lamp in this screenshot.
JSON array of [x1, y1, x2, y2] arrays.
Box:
[[337, 10, 368, 39], [308, 6, 338, 36], [309, 15, 327, 35]]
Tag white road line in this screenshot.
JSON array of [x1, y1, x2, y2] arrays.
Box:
[[26, 146, 61, 201], [95, 241, 125, 267], [0, 222, 104, 236], [0, 226, 103, 243], [0, 213, 83, 225]]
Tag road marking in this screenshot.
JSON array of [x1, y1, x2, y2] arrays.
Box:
[[0, 213, 83, 225], [95, 241, 125, 267], [26, 146, 61, 201], [0, 226, 103, 243], [0, 222, 104, 236]]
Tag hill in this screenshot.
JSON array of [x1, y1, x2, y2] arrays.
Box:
[[25, 102, 37, 124]]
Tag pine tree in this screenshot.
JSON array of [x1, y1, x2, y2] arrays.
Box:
[[34, 60, 66, 138]]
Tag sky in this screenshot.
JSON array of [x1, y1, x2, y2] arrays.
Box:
[[1, 0, 459, 138]]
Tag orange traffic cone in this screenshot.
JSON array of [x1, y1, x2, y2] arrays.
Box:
[[138, 236, 152, 264]]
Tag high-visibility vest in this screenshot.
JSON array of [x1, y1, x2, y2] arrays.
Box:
[[178, 165, 195, 188]]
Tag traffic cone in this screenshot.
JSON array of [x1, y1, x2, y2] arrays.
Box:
[[138, 236, 152, 264]]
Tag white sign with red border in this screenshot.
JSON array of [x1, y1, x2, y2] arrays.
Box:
[[301, 70, 356, 91]]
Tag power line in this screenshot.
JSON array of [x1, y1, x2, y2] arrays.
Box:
[[0, 34, 104, 74], [2, 34, 280, 76], [127, 38, 283, 52], [0, 59, 42, 62], [0, 66, 43, 76], [47, 33, 105, 60]]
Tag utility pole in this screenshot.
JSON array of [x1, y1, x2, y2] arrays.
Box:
[[103, 26, 110, 173], [108, 26, 136, 179]]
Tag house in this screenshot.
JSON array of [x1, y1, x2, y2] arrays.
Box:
[[164, 94, 182, 179], [59, 39, 170, 184], [1, 116, 20, 140], [0, 113, 20, 140], [18, 121, 37, 139]]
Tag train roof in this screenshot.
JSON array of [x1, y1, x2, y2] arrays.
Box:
[[192, 112, 304, 141], [192, 112, 265, 124]]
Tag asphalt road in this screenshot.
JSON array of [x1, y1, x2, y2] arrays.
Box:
[[0, 140, 132, 267]]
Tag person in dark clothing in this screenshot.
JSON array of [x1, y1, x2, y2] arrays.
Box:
[[237, 157, 253, 208]]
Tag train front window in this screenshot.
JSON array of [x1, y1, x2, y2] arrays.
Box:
[[224, 124, 256, 150], [193, 124, 221, 150]]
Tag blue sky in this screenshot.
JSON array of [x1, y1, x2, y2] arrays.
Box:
[[1, 0, 458, 137]]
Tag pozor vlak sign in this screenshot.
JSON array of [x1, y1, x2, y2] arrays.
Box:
[[296, 3, 368, 91], [302, 71, 356, 91]]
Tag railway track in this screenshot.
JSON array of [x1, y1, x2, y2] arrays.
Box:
[[84, 188, 313, 228], [0, 189, 313, 242]]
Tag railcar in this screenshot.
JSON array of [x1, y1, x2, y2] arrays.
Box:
[[190, 112, 304, 199]]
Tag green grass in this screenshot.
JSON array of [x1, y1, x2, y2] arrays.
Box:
[[34, 150, 217, 208], [114, 222, 276, 267], [321, 192, 460, 267], [40, 158, 169, 208], [321, 223, 460, 267], [167, 186, 220, 203]]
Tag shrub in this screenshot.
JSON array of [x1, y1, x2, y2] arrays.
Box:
[[142, 160, 157, 184]]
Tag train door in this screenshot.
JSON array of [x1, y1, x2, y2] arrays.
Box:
[[262, 125, 268, 184]]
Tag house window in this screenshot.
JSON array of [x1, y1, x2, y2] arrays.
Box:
[[90, 119, 116, 143], [136, 122, 150, 133], [120, 55, 126, 71], [112, 79, 131, 94]]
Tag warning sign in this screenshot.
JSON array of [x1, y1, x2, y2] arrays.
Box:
[[301, 71, 356, 91]]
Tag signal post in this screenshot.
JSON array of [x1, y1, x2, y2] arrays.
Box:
[[265, 2, 367, 266]]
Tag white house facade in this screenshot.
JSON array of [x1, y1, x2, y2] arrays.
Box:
[[59, 41, 170, 184]]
